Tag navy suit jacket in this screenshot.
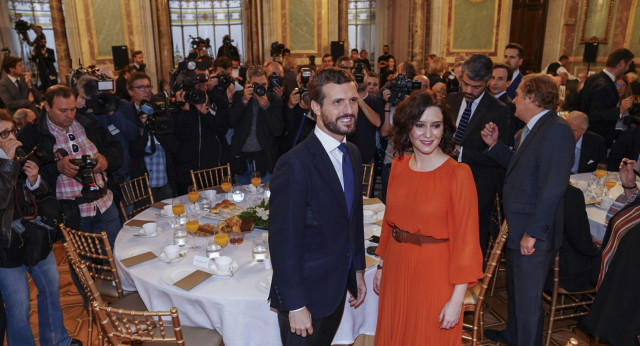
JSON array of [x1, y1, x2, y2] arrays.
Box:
[[577, 131, 606, 173], [579, 71, 619, 147], [485, 111, 574, 250], [268, 132, 365, 317], [506, 71, 523, 100]]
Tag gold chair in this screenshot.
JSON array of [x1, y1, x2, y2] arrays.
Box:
[[543, 252, 596, 346], [191, 163, 232, 190], [490, 192, 507, 296], [60, 224, 133, 300], [362, 163, 375, 197], [93, 301, 223, 345], [462, 220, 509, 346], [119, 173, 155, 220]]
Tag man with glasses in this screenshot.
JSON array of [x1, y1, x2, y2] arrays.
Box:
[[18, 85, 123, 248], [320, 54, 334, 70], [445, 54, 510, 256], [336, 56, 354, 71]]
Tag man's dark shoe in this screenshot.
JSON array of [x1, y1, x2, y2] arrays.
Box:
[[70, 338, 83, 346], [484, 329, 512, 344]]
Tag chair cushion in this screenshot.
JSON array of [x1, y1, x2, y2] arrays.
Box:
[[109, 292, 148, 311], [464, 284, 482, 306], [96, 278, 136, 298], [143, 326, 222, 346]]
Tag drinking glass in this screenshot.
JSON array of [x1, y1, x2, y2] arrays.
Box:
[[252, 238, 269, 262], [188, 185, 200, 209], [251, 171, 262, 188], [173, 227, 188, 248], [172, 198, 185, 226], [221, 176, 233, 199], [214, 230, 229, 248], [185, 213, 201, 250], [205, 238, 222, 259], [595, 163, 607, 179], [232, 185, 245, 203], [604, 172, 617, 197]]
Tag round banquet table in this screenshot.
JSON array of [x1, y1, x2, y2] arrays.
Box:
[[570, 172, 625, 241], [114, 194, 383, 346]]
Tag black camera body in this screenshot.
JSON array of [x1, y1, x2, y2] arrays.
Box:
[[86, 93, 119, 114], [252, 83, 267, 97], [270, 42, 285, 57], [170, 58, 209, 105], [268, 72, 283, 90], [66, 63, 115, 97], [353, 64, 365, 84], [217, 71, 232, 89], [381, 74, 415, 105], [446, 73, 460, 94], [69, 155, 104, 200], [139, 100, 174, 135], [190, 36, 211, 50], [298, 67, 312, 105]]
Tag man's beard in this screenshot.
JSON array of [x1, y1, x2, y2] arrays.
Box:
[[323, 114, 356, 136]]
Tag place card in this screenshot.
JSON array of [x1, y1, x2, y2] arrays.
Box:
[[173, 270, 212, 290], [150, 201, 169, 209], [363, 198, 383, 205], [121, 251, 157, 267], [192, 255, 210, 268], [365, 256, 379, 268], [124, 219, 155, 228]]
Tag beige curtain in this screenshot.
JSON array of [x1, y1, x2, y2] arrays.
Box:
[[244, 0, 263, 65]]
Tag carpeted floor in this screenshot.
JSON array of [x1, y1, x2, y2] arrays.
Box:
[[24, 242, 605, 346]]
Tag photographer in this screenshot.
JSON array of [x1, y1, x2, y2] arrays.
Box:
[[347, 66, 384, 164], [264, 61, 285, 99], [230, 65, 284, 184], [0, 109, 81, 346], [173, 67, 231, 195], [283, 66, 315, 151], [18, 85, 122, 248], [128, 73, 178, 201], [217, 35, 239, 62], [30, 37, 58, 90], [208, 57, 237, 109]]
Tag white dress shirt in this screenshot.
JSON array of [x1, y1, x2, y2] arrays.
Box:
[[456, 92, 486, 161], [314, 126, 347, 191]]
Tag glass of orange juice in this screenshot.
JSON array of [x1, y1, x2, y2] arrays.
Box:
[[595, 163, 607, 179], [214, 230, 229, 248], [188, 185, 200, 205], [185, 213, 201, 250], [251, 171, 262, 189], [221, 176, 232, 199], [172, 198, 185, 218], [604, 172, 617, 197]]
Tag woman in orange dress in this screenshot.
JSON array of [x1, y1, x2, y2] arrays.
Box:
[[373, 90, 483, 345]]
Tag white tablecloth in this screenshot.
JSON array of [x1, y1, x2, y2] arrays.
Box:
[[570, 172, 623, 241], [114, 196, 381, 346]]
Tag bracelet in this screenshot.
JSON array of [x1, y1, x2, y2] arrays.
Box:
[[376, 264, 383, 270], [622, 183, 637, 189]]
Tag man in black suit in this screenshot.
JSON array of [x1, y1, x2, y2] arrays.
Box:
[[0, 56, 42, 115], [504, 43, 524, 100], [607, 125, 640, 170], [579, 48, 635, 148], [488, 63, 524, 148], [565, 111, 607, 173], [481, 74, 575, 345], [269, 67, 366, 345], [446, 54, 510, 255]]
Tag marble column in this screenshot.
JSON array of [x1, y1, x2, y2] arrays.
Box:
[[155, 0, 174, 82], [338, 0, 348, 52], [49, 0, 71, 84], [409, 0, 429, 72]]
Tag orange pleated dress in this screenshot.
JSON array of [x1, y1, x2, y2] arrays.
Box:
[[375, 155, 483, 345]]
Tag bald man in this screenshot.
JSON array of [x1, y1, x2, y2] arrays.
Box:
[[566, 111, 606, 174], [12, 108, 36, 130]]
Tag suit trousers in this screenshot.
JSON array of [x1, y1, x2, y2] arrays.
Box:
[[277, 291, 347, 346], [503, 248, 556, 346]]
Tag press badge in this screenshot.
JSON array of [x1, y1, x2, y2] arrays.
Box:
[[107, 124, 120, 135]]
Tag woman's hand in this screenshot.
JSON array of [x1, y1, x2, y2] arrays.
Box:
[[373, 266, 382, 295], [438, 284, 467, 329]]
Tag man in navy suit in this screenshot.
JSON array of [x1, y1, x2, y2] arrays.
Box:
[[565, 111, 606, 174], [579, 48, 635, 148], [269, 68, 366, 345], [481, 74, 574, 345], [504, 43, 524, 100]]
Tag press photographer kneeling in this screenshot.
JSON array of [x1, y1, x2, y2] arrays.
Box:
[[0, 109, 81, 346]]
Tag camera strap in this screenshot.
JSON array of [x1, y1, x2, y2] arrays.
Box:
[[14, 184, 37, 220]]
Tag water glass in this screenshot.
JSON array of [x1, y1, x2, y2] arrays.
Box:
[[232, 185, 245, 203], [252, 238, 269, 262], [173, 227, 188, 247], [205, 238, 222, 259]]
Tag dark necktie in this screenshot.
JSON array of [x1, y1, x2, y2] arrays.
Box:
[[15, 80, 21, 93], [454, 101, 473, 145], [337, 143, 354, 217]]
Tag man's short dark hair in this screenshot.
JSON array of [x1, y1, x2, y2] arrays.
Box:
[[606, 48, 634, 68], [351, 49, 358, 53], [493, 63, 513, 82], [247, 65, 267, 80], [45, 85, 75, 106], [213, 56, 232, 70], [383, 44, 390, 48], [132, 50, 143, 59], [336, 56, 353, 67], [398, 61, 417, 80], [76, 75, 99, 100], [309, 67, 355, 106], [461, 54, 493, 82], [127, 73, 151, 90], [559, 55, 569, 61], [2, 56, 21, 73], [505, 43, 524, 59], [322, 53, 332, 60]]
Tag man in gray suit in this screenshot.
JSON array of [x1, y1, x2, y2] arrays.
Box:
[[0, 56, 41, 115], [480, 74, 574, 345]]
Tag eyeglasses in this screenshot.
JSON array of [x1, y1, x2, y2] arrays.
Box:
[[68, 133, 79, 153], [338, 65, 353, 70], [616, 83, 626, 87], [0, 128, 18, 139], [132, 85, 153, 91]]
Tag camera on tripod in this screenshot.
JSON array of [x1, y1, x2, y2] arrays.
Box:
[[170, 55, 209, 105]]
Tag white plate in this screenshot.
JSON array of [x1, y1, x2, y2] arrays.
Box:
[[133, 230, 159, 238], [126, 247, 157, 258], [363, 203, 385, 212], [162, 266, 202, 285], [158, 251, 187, 264], [157, 210, 174, 218], [258, 271, 273, 290], [364, 224, 382, 239]]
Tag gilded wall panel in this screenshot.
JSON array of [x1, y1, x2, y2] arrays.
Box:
[[450, 0, 498, 52]]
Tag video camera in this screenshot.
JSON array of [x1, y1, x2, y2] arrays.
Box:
[[381, 74, 422, 106], [353, 63, 365, 84], [270, 42, 285, 58], [170, 54, 209, 105], [223, 36, 233, 45], [138, 100, 174, 135], [67, 61, 115, 95], [190, 36, 211, 50], [297, 67, 312, 105]]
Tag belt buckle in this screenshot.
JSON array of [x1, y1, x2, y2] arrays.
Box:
[[392, 227, 403, 243]]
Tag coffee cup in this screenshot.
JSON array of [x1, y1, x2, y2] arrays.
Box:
[[163, 205, 173, 215], [205, 190, 217, 200], [600, 196, 614, 210], [142, 222, 157, 235], [363, 210, 375, 223], [163, 245, 180, 260], [213, 256, 233, 273]]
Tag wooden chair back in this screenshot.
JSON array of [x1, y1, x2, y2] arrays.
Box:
[[362, 163, 375, 197], [60, 224, 126, 298], [191, 164, 232, 190], [119, 173, 154, 220]]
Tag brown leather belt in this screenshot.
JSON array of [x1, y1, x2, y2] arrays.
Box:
[[392, 226, 448, 246]]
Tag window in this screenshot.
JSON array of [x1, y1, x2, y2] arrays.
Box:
[[169, 0, 245, 65], [348, 0, 375, 63]]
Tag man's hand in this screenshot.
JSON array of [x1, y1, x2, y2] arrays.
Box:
[[176, 90, 190, 111], [349, 272, 366, 308], [242, 84, 254, 104], [0, 138, 22, 160], [288, 89, 301, 109], [382, 89, 391, 103], [481, 122, 499, 148], [226, 83, 236, 103], [93, 153, 108, 173], [25, 72, 32, 87], [57, 156, 79, 178], [520, 234, 536, 255], [23, 160, 39, 185], [621, 96, 634, 115], [272, 85, 284, 99], [194, 94, 210, 115], [255, 93, 270, 108], [28, 91, 35, 103], [289, 307, 313, 337]]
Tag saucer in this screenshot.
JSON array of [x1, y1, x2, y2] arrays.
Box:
[[158, 210, 174, 218], [210, 262, 238, 276], [158, 251, 187, 264], [134, 230, 159, 238]]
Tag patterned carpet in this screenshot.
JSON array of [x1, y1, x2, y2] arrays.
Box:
[[24, 243, 604, 346]]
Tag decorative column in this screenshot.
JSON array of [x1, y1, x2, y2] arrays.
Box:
[[245, 0, 263, 65], [409, 0, 429, 72], [49, 0, 71, 84], [154, 0, 174, 82], [338, 0, 348, 52]]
